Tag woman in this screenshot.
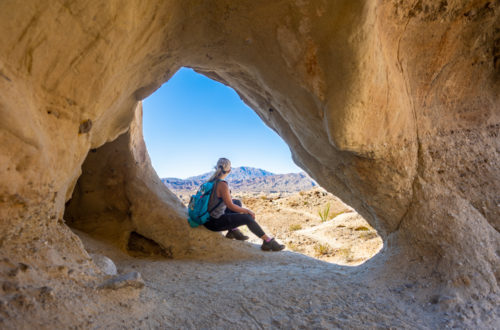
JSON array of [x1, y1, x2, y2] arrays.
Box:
[[204, 158, 285, 251]]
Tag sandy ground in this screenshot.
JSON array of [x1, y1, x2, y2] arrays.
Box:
[[73, 231, 434, 329], [180, 187, 383, 265], [235, 188, 382, 265]]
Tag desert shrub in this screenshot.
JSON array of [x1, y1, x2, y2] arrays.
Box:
[[289, 201, 299, 207], [289, 224, 302, 231], [314, 243, 331, 256], [303, 201, 309, 206], [354, 226, 370, 231], [318, 203, 331, 222], [333, 248, 352, 259]]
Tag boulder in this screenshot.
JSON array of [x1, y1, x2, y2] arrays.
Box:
[[90, 254, 117, 276]]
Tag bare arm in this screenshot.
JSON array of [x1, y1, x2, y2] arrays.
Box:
[[218, 182, 255, 218]]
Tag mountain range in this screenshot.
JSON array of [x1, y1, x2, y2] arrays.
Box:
[[161, 166, 316, 195]]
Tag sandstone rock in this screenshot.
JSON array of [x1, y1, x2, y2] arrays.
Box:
[[0, 0, 498, 326], [98, 271, 145, 290], [90, 254, 117, 276]]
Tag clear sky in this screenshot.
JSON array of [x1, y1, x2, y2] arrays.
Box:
[[142, 67, 302, 179]]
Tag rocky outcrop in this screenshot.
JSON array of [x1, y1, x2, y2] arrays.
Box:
[[0, 0, 498, 325]]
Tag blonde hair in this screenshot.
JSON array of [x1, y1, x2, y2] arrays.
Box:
[[208, 158, 231, 182]]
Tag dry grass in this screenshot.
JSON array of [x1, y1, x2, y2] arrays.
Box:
[[333, 248, 352, 260], [289, 224, 302, 231], [314, 243, 331, 256]]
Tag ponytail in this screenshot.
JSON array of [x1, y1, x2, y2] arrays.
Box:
[[208, 158, 231, 182]]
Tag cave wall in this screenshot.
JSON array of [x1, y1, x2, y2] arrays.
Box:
[[64, 103, 255, 260], [0, 0, 498, 299]]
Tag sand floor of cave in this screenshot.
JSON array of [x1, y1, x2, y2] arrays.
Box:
[[72, 229, 440, 328], [60, 189, 442, 328]]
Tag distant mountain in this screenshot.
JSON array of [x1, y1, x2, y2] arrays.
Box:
[[161, 167, 316, 195], [185, 166, 275, 182]]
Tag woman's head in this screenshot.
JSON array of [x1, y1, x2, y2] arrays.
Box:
[[208, 158, 231, 181]]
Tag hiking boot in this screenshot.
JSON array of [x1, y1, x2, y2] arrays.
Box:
[[261, 238, 285, 251], [225, 229, 249, 241]]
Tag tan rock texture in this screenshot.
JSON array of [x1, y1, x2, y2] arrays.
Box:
[[0, 0, 499, 327]]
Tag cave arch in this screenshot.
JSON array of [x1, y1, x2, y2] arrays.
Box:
[[64, 66, 383, 264]]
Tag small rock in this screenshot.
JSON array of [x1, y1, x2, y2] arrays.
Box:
[[98, 271, 145, 290], [78, 119, 92, 134], [39, 286, 54, 297], [90, 254, 117, 275]]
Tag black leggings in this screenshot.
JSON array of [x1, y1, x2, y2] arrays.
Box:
[[204, 200, 266, 238]]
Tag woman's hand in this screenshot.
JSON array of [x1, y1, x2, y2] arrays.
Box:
[[245, 209, 255, 219], [218, 182, 255, 218]]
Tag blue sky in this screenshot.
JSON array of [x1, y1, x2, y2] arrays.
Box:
[[142, 67, 302, 179]]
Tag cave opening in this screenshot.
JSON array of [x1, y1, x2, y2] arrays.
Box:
[[138, 67, 383, 265], [63, 66, 383, 265]]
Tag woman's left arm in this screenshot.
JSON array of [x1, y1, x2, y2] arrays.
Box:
[[219, 182, 255, 218]]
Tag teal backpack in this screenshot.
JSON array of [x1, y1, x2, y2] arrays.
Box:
[[187, 180, 222, 228]]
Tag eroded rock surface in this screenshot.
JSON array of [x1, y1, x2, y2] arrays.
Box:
[[0, 0, 498, 327]]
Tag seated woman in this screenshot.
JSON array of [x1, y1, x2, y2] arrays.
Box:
[[204, 158, 285, 251]]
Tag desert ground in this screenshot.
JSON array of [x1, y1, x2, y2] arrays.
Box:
[[232, 188, 382, 265], [72, 230, 432, 329], [179, 187, 382, 265]]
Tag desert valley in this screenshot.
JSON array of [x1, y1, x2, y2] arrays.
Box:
[[165, 167, 382, 265]]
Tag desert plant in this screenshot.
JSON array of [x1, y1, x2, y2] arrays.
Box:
[[314, 243, 331, 256], [333, 248, 352, 259], [354, 226, 370, 231], [318, 203, 331, 222], [289, 224, 302, 231]]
